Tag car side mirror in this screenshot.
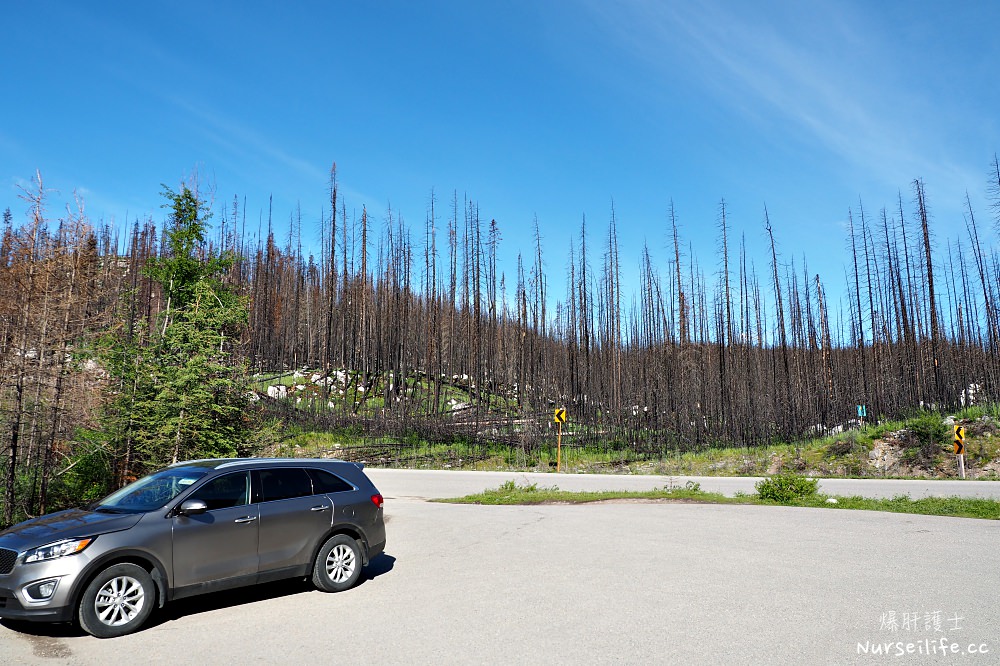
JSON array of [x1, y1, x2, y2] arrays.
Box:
[[178, 499, 209, 516]]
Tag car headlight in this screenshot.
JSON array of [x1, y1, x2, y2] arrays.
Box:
[[23, 537, 94, 563]]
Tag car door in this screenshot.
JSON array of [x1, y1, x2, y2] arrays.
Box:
[[171, 471, 259, 590], [256, 467, 332, 576]]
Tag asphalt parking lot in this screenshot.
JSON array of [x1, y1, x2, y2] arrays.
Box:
[[1, 472, 998, 665]]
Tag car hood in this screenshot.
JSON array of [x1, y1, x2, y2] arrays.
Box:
[[0, 508, 144, 552]]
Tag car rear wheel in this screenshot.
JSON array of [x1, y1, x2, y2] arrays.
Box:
[[78, 563, 155, 638], [312, 534, 362, 592]]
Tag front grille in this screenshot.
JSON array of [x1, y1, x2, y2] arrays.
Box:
[[0, 595, 6, 608], [0, 548, 17, 575]]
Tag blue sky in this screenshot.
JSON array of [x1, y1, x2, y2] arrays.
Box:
[[3, 0, 999, 311]]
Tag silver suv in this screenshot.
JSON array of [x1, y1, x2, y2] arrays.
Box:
[[0, 458, 386, 638]]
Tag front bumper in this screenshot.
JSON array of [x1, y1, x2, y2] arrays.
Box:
[[0, 550, 95, 624], [0, 587, 74, 622]]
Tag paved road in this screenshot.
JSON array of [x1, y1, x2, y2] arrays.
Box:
[[366, 468, 1000, 500], [1, 471, 998, 665]]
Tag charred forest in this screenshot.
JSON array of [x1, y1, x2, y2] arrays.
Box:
[[3, 160, 1000, 522]]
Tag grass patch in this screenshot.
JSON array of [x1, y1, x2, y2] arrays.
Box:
[[438, 480, 1000, 520], [438, 479, 739, 506], [794, 494, 1000, 520]]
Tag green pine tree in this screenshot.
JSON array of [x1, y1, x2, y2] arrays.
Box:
[[83, 184, 275, 487]]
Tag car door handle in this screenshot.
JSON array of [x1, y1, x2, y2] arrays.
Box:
[[310, 505, 330, 512], [234, 516, 258, 524]]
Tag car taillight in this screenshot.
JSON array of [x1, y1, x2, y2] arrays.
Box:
[[371, 494, 384, 508]]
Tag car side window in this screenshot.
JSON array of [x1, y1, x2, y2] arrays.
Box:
[[188, 472, 250, 511], [260, 468, 314, 502], [310, 468, 355, 494]]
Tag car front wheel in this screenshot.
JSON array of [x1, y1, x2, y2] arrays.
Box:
[[78, 563, 155, 638], [312, 535, 363, 592]]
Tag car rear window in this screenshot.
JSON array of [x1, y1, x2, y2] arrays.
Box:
[[310, 468, 355, 493], [260, 467, 314, 501]]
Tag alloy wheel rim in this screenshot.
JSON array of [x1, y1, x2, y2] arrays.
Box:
[[325, 544, 356, 583], [94, 575, 145, 626]]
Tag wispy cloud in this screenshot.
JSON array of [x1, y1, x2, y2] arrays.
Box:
[[69, 10, 330, 203], [134, 87, 391, 219], [586, 0, 985, 210], [154, 96, 393, 224], [163, 94, 328, 186]]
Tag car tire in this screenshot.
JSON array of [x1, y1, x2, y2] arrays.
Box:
[[78, 563, 155, 638], [312, 534, 363, 592]]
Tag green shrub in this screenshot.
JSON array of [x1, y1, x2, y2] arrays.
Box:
[[825, 433, 858, 458], [906, 413, 948, 446], [901, 413, 947, 461], [954, 405, 986, 421], [756, 473, 819, 503]]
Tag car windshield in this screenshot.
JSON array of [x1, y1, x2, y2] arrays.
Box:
[[89, 467, 211, 513]]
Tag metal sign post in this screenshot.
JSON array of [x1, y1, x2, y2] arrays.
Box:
[[954, 425, 966, 479], [554, 408, 567, 472]]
